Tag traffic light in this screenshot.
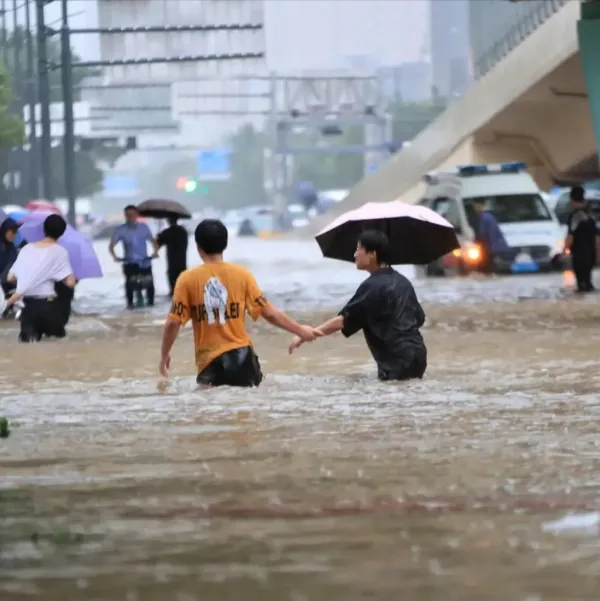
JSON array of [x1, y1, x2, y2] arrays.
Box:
[[175, 177, 209, 194]]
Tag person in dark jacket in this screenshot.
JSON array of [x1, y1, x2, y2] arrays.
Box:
[[289, 229, 427, 381], [0, 218, 19, 297], [472, 198, 509, 274], [565, 185, 599, 293], [156, 216, 188, 296]]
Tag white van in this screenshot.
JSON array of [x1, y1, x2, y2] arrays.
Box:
[[420, 162, 566, 276]]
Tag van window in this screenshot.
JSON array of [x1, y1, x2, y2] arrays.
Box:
[[432, 197, 462, 231], [554, 192, 570, 225], [463, 194, 551, 227]]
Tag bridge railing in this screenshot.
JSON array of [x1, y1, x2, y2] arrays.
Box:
[[471, 0, 572, 79]]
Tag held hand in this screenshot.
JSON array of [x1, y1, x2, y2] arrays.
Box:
[[298, 325, 324, 343], [6, 292, 23, 307], [288, 336, 304, 354], [159, 354, 171, 377]]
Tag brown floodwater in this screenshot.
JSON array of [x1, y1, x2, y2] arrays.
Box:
[[2, 239, 600, 600]]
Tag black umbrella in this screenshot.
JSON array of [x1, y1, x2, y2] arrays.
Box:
[[315, 201, 460, 265], [137, 199, 192, 220]]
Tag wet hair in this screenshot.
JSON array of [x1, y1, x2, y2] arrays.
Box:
[[570, 186, 585, 202], [358, 229, 391, 265], [195, 219, 228, 255], [124, 204, 137, 212], [43, 214, 67, 240], [0, 217, 18, 237]]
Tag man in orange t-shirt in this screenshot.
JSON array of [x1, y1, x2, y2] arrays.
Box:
[[159, 219, 320, 386]]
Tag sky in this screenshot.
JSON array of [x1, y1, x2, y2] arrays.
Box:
[[38, 0, 429, 70]]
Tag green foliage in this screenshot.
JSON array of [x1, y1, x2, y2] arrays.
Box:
[[0, 416, 10, 438], [0, 28, 110, 199], [0, 65, 25, 148], [0, 26, 98, 103]]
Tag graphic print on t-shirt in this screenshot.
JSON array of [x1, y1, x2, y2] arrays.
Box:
[[204, 276, 229, 325]]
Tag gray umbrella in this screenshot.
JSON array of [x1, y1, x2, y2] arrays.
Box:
[[137, 199, 191, 220]]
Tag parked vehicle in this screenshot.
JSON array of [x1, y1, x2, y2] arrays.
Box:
[[420, 162, 567, 276]]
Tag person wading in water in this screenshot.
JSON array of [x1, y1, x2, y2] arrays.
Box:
[[5, 215, 76, 342], [156, 216, 188, 296], [289, 230, 428, 381], [109, 205, 159, 309], [565, 185, 600, 293], [159, 219, 321, 387]]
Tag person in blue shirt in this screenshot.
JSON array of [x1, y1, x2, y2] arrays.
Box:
[[472, 198, 509, 274], [109, 205, 159, 309]]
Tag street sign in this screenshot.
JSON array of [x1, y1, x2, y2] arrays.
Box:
[[103, 174, 139, 198], [196, 148, 231, 181]]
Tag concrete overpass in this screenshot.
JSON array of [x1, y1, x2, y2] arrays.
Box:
[[312, 0, 600, 229]]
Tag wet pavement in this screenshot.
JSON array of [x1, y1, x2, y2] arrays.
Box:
[[2, 238, 600, 600]]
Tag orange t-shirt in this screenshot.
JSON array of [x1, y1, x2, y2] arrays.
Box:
[[168, 262, 271, 372]]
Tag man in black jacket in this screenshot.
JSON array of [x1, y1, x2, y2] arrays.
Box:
[[289, 230, 427, 381], [565, 186, 599, 293], [156, 217, 188, 296], [0, 218, 19, 316]]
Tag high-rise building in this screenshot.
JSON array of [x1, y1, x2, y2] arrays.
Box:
[[378, 62, 432, 103], [429, 0, 471, 100]]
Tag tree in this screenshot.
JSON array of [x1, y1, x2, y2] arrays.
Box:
[[0, 27, 119, 201], [0, 65, 25, 149], [0, 26, 98, 103]]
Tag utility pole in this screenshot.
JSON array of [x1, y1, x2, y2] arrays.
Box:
[[25, 0, 40, 200], [36, 0, 53, 202], [8, 0, 23, 201], [60, 0, 76, 227]]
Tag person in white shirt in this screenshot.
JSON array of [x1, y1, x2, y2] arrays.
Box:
[[6, 215, 76, 342]]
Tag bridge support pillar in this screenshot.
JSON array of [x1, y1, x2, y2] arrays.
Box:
[[578, 0, 600, 170]]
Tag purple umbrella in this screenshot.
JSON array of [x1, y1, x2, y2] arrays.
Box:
[[18, 209, 55, 223], [18, 219, 103, 280]]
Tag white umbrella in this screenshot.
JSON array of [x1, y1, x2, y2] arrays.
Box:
[[1, 204, 23, 214]]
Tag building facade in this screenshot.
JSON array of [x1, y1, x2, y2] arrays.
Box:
[[430, 0, 471, 100], [85, 0, 267, 149]]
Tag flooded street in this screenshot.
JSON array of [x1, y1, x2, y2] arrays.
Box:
[[2, 238, 600, 600]]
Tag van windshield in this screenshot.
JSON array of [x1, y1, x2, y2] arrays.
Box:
[[554, 189, 600, 225], [463, 194, 552, 229]]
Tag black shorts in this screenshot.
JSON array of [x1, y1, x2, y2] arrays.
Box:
[[377, 348, 427, 382], [19, 297, 66, 343], [197, 346, 263, 388]]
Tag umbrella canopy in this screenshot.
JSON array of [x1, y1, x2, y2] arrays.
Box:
[[18, 219, 103, 280], [1, 204, 24, 214], [0, 210, 24, 246], [316, 201, 460, 265], [137, 199, 191, 220], [18, 209, 55, 223], [25, 200, 62, 215]]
